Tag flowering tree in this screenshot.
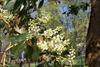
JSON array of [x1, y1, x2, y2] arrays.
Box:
[[0, 0, 90, 67]]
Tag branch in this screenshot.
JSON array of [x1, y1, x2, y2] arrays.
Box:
[[0, 16, 10, 27]]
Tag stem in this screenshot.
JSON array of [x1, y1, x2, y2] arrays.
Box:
[[0, 16, 10, 27], [1, 52, 6, 67], [1, 43, 17, 67]]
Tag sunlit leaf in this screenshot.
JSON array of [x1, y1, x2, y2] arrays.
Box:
[[14, 25, 26, 34]]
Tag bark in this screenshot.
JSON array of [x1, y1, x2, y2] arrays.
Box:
[[86, 0, 100, 66]]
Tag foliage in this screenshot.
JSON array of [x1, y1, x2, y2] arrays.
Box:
[[0, 0, 91, 67]]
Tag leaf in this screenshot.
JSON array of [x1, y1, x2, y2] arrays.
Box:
[[4, 0, 12, 5], [9, 33, 27, 43], [14, 25, 26, 34], [0, 21, 5, 28], [3, 0, 16, 10], [31, 37, 37, 45], [25, 45, 40, 61], [12, 0, 23, 13], [10, 43, 25, 59], [32, 45, 40, 60], [8, 64, 18, 67], [25, 45, 33, 60], [38, 0, 44, 8]]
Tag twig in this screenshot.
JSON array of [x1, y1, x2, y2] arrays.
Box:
[[0, 16, 10, 27], [1, 43, 18, 67], [5, 44, 17, 52]]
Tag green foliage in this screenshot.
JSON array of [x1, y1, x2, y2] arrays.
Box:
[[25, 45, 40, 61], [0, 21, 5, 28], [80, 3, 89, 11], [9, 33, 27, 43], [37, 0, 44, 8], [10, 43, 25, 58], [0, 0, 90, 66], [70, 5, 80, 15], [3, 0, 16, 10]]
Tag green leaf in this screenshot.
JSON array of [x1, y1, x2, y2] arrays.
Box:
[[25, 45, 40, 61], [38, 0, 44, 8], [25, 45, 33, 59], [8, 64, 18, 67], [12, 0, 23, 13], [4, 0, 11, 5], [9, 33, 27, 43], [0, 21, 5, 29], [10, 43, 25, 59], [32, 45, 40, 61], [31, 37, 37, 45], [3, 0, 16, 10]]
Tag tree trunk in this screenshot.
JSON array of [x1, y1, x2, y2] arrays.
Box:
[[86, 0, 100, 67]]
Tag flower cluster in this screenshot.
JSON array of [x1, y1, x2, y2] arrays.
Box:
[[28, 20, 41, 36], [67, 48, 76, 65], [37, 27, 70, 54]]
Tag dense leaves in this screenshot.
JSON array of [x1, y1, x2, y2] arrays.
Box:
[[70, 5, 79, 15]]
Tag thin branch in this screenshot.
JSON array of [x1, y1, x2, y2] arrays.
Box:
[[0, 16, 10, 27], [1, 43, 18, 67]]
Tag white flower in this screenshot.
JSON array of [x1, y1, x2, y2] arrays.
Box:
[[37, 41, 48, 51]]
